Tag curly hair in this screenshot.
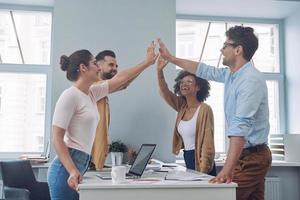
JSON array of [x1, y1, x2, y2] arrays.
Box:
[[173, 70, 210, 102]]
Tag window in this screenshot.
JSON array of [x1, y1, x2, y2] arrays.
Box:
[[0, 10, 51, 64], [36, 86, 46, 114], [176, 19, 284, 153], [0, 9, 52, 156], [0, 85, 2, 113]]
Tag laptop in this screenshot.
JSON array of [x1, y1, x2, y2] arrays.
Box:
[[20, 141, 50, 160], [97, 144, 156, 179]]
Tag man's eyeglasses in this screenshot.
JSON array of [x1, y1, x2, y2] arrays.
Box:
[[222, 42, 238, 50]]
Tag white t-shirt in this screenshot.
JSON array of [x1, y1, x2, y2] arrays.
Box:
[[177, 105, 201, 151], [52, 82, 109, 154]]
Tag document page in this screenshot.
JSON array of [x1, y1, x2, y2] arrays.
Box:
[[165, 171, 212, 181]]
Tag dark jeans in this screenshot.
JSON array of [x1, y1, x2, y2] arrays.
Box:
[[183, 149, 216, 176]]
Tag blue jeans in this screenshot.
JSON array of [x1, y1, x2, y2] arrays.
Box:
[[183, 149, 216, 176], [47, 148, 91, 200]]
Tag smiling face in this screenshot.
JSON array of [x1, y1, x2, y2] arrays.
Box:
[[179, 75, 200, 97], [220, 39, 239, 67], [85, 56, 101, 82], [97, 56, 118, 80]]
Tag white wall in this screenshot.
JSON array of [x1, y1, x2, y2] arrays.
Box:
[[285, 9, 300, 134], [51, 0, 177, 161]]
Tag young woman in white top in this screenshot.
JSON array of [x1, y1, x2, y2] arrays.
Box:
[[48, 43, 157, 200], [157, 56, 216, 176]]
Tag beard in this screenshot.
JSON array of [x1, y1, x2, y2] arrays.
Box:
[[102, 70, 117, 80]]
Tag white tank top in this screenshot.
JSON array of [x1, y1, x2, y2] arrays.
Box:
[[177, 105, 201, 150]]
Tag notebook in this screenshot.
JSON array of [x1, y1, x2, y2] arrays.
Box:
[[97, 144, 156, 179]]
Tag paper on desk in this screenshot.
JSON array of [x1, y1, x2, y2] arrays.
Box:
[[146, 163, 162, 171], [149, 159, 178, 168], [165, 171, 211, 181]]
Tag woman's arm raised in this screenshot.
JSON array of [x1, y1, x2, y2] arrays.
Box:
[[157, 56, 181, 111]]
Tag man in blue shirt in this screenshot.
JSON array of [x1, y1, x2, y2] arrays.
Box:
[[158, 26, 272, 200]]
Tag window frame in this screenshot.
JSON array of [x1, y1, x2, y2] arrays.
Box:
[[176, 15, 286, 154], [0, 84, 2, 113], [0, 4, 53, 158]]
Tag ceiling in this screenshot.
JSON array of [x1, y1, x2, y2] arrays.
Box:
[[0, 0, 299, 19], [0, 0, 54, 7], [176, 0, 300, 19]]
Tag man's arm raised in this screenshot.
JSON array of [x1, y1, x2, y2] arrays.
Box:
[[157, 38, 199, 74]]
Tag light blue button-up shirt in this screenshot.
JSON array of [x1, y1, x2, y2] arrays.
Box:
[[196, 62, 269, 148]]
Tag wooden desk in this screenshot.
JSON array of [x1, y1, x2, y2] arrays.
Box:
[[79, 167, 237, 200]]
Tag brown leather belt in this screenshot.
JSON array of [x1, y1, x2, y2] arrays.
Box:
[[241, 144, 268, 156]]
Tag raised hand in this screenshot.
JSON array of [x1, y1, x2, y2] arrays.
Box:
[[157, 55, 169, 71], [157, 38, 173, 61], [144, 41, 158, 66]]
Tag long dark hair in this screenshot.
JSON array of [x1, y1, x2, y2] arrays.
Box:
[[60, 49, 93, 81], [173, 70, 210, 102]]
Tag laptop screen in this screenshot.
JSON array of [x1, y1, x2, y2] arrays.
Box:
[[128, 144, 156, 176]]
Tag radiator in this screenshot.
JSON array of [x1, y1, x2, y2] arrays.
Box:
[[265, 177, 281, 200]]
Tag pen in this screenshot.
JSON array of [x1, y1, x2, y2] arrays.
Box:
[[154, 170, 169, 172]]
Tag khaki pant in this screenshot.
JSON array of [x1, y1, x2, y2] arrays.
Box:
[[233, 145, 272, 200]]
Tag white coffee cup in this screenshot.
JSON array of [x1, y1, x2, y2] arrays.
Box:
[[111, 165, 126, 184]]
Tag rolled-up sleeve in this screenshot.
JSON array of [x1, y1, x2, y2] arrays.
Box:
[[196, 62, 228, 83]]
